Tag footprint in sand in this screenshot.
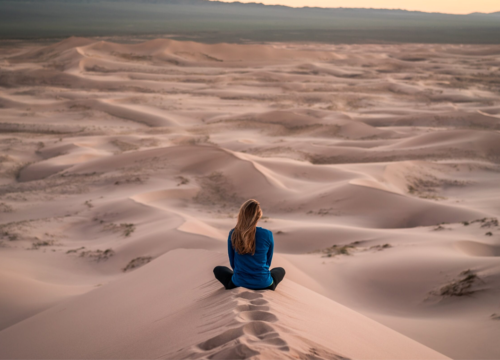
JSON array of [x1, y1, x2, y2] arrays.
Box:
[[234, 290, 265, 300], [234, 304, 270, 312], [169, 289, 347, 359], [197, 326, 245, 351], [186, 290, 289, 358], [238, 310, 279, 322], [250, 298, 269, 306]]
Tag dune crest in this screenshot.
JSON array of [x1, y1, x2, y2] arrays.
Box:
[[0, 250, 448, 359]]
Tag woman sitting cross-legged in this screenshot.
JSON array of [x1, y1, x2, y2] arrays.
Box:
[[213, 199, 285, 291]]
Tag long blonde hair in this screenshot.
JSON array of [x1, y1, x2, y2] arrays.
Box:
[[231, 199, 262, 255]]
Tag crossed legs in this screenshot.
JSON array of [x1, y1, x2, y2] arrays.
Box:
[[213, 266, 237, 289], [213, 266, 286, 291]]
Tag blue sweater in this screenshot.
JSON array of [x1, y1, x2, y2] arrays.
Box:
[[228, 227, 274, 289]]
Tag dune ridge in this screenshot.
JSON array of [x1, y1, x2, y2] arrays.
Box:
[[0, 249, 448, 360]]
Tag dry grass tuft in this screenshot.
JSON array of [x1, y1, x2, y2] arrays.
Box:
[[0, 202, 14, 213], [311, 244, 356, 257], [470, 217, 498, 228], [176, 176, 189, 186], [432, 269, 482, 297], [66, 246, 85, 254], [123, 256, 153, 272], [370, 244, 391, 251], [103, 222, 136, 237], [79, 248, 114, 262], [30, 239, 55, 250]]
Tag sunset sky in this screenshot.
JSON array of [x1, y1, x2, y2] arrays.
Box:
[[216, 0, 499, 14]]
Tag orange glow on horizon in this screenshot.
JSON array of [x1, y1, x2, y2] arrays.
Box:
[[214, 0, 499, 15]]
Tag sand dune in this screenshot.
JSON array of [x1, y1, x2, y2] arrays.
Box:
[[455, 240, 500, 257], [0, 249, 447, 360], [0, 37, 499, 359]]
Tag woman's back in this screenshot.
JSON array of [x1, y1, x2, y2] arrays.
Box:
[[228, 226, 274, 289], [213, 199, 285, 291]]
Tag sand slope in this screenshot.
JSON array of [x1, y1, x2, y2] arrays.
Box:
[[0, 249, 447, 360]]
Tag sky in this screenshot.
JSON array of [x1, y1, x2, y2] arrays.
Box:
[[217, 0, 500, 14]]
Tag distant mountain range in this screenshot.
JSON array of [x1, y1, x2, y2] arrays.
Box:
[[0, 0, 499, 43], [203, 1, 500, 15]]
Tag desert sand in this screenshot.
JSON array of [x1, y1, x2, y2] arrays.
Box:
[[0, 37, 499, 359]]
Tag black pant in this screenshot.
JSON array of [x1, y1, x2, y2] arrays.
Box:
[[213, 266, 286, 291]]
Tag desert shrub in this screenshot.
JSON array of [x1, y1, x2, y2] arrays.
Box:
[[103, 222, 135, 237], [435, 270, 481, 297], [31, 240, 55, 249], [123, 256, 153, 272], [79, 248, 114, 261]]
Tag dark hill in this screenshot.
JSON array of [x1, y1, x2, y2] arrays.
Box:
[[0, 0, 499, 43]]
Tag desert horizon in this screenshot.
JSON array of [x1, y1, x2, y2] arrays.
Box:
[[0, 33, 499, 359], [2, 0, 500, 44]]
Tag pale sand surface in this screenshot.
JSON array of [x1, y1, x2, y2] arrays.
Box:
[[0, 37, 499, 359]]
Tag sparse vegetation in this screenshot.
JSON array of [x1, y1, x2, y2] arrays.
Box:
[[405, 170, 469, 201], [103, 222, 136, 237], [79, 248, 114, 262], [306, 208, 344, 216], [336, 246, 353, 255], [370, 244, 391, 251], [0, 220, 30, 241], [7, 233, 18, 241], [433, 225, 447, 231], [491, 314, 500, 320], [424, 194, 447, 200], [483, 219, 499, 228], [0, 219, 65, 244], [471, 217, 498, 228], [84, 200, 93, 208], [0, 203, 14, 213], [123, 256, 153, 272], [1, 231, 18, 241], [176, 176, 189, 186], [111, 51, 152, 62], [311, 241, 392, 257], [193, 171, 243, 209], [121, 223, 135, 237], [485, 232, 493, 236], [311, 244, 356, 257], [114, 177, 143, 185], [462, 221, 469, 226], [30, 240, 55, 250], [433, 269, 481, 297], [66, 246, 85, 254]]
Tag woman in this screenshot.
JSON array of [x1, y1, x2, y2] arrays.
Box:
[[213, 199, 285, 291]]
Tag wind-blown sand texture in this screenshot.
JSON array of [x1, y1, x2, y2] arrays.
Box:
[[0, 37, 499, 359]]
